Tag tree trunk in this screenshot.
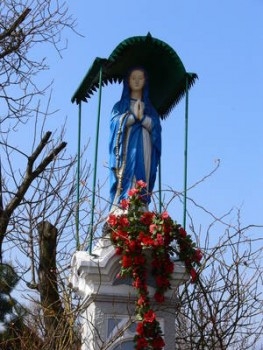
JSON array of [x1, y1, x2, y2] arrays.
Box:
[[38, 221, 76, 349]]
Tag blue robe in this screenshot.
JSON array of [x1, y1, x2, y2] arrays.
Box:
[[109, 98, 161, 209]]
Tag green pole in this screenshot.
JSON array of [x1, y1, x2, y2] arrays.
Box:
[[88, 66, 103, 254], [183, 74, 189, 228], [158, 160, 162, 213], [76, 101, 82, 250]]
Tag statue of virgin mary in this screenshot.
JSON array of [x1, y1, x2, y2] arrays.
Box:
[[109, 67, 162, 212]]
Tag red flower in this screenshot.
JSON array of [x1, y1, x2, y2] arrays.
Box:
[[152, 336, 165, 348], [107, 214, 118, 226], [116, 229, 128, 241], [190, 268, 198, 282], [163, 223, 172, 234], [133, 277, 145, 289], [110, 231, 118, 242], [140, 211, 155, 225], [164, 232, 172, 245], [143, 309, 156, 323], [194, 248, 203, 262], [144, 326, 155, 338], [156, 275, 170, 288], [136, 337, 148, 349], [109, 184, 201, 349], [133, 270, 146, 280], [141, 235, 154, 246], [115, 246, 123, 255], [119, 216, 129, 227], [151, 258, 160, 268], [120, 198, 130, 209], [155, 233, 164, 246], [164, 260, 174, 273], [136, 322, 144, 335], [127, 240, 138, 252], [122, 255, 133, 268], [138, 231, 145, 240], [154, 292, 165, 303], [134, 255, 146, 265], [179, 227, 187, 237]]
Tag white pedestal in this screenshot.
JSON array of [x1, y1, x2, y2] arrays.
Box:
[[70, 237, 189, 349]]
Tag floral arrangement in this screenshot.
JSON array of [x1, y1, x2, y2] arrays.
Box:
[[107, 180, 202, 350]]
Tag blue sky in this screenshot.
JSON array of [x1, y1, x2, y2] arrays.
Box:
[[42, 0, 263, 233], [2, 0, 263, 335]]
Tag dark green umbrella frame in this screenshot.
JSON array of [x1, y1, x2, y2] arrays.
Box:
[[72, 32, 197, 119]]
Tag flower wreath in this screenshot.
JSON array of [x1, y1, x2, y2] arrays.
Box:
[[107, 180, 202, 350]]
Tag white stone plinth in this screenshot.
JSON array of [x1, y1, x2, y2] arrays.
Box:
[[69, 237, 189, 349]]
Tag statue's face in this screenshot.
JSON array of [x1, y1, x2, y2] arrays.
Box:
[[128, 69, 145, 93]]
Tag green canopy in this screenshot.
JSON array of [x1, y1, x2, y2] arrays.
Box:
[[71, 32, 197, 119]]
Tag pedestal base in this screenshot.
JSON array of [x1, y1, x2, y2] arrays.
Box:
[[69, 237, 189, 349]]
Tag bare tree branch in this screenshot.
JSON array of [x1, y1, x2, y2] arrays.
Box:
[[0, 8, 31, 41], [0, 0, 77, 124], [0, 131, 67, 260]]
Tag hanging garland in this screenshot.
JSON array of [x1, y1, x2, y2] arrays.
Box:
[[107, 180, 202, 350]]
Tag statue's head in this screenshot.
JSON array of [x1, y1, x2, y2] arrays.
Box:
[[128, 68, 146, 95], [122, 67, 150, 102]]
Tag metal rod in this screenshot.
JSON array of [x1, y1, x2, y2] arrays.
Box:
[[88, 66, 103, 254], [183, 74, 189, 228], [76, 102, 82, 250], [158, 160, 162, 213]]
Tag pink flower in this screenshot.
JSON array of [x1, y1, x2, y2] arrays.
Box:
[[161, 211, 169, 219], [155, 233, 164, 246], [133, 277, 145, 289], [136, 180, 147, 188], [128, 188, 139, 197], [149, 224, 157, 234], [137, 295, 148, 306]]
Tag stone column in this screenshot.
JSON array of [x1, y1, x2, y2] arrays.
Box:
[[70, 237, 189, 349]]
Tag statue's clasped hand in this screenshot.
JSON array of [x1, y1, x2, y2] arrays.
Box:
[[134, 99, 144, 120]]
